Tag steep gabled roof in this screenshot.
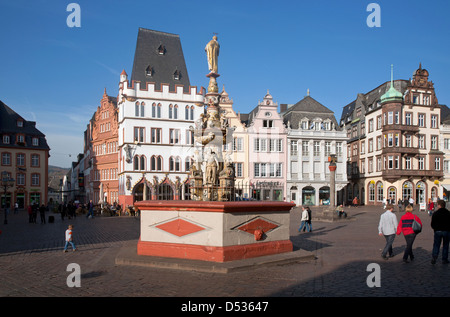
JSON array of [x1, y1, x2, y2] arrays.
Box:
[[282, 95, 339, 130], [0, 100, 50, 151], [130, 28, 191, 92]]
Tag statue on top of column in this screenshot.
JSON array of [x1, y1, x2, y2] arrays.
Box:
[[205, 35, 219, 74]]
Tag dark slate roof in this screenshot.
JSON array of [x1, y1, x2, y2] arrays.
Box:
[[130, 28, 191, 92], [282, 96, 340, 130], [339, 80, 409, 125], [441, 104, 450, 124], [0, 100, 50, 151]]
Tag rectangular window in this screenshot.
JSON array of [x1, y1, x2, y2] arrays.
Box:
[[233, 137, 243, 152], [435, 157, 441, 170], [2, 153, 11, 166], [303, 141, 309, 156], [405, 157, 411, 170], [431, 115, 438, 128], [405, 113, 412, 125], [418, 114, 425, 127], [31, 154, 40, 167], [134, 127, 145, 143], [418, 135, 425, 149], [31, 174, 40, 186], [418, 157, 424, 170], [17, 173, 25, 186], [16, 154, 25, 166], [169, 129, 180, 144], [388, 111, 393, 124], [151, 128, 162, 144], [431, 136, 438, 150]]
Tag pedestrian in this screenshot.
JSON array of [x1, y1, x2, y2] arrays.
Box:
[[427, 198, 434, 216], [27, 204, 33, 223], [63, 224, 77, 252], [14, 202, 18, 214], [39, 204, 46, 224], [298, 206, 311, 232], [32, 203, 38, 223], [378, 204, 398, 260], [430, 200, 450, 265], [383, 197, 387, 209], [398, 198, 403, 213], [306, 206, 312, 232], [86, 200, 94, 219], [396, 205, 422, 263]]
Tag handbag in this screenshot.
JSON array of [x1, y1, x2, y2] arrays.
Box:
[[412, 215, 422, 234]]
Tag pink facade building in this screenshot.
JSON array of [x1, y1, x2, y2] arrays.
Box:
[[243, 91, 287, 201]]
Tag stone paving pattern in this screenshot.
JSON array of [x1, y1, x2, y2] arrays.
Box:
[[0, 205, 449, 297]]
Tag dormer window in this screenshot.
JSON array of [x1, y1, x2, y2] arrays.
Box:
[[32, 137, 39, 146], [17, 120, 23, 127], [157, 44, 166, 55], [173, 70, 181, 81], [145, 66, 153, 77]]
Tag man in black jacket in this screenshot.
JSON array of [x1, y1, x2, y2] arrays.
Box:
[[431, 200, 450, 264]]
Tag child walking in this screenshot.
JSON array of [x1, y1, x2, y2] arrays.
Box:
[[64, 224, 77, 252]]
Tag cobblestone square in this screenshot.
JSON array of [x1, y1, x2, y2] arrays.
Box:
[[0, 205, 449, 298]]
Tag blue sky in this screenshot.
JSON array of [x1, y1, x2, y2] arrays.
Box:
[[1, 0, 450, 168]]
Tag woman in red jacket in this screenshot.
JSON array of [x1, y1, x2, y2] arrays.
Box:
[[397, 205, 422, 263]]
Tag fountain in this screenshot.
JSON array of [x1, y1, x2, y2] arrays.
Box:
[[134, 36, 297, 263]]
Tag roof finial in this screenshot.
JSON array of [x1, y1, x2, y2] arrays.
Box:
[[307, 88, 310, 96], [390, 64, 394, 87]]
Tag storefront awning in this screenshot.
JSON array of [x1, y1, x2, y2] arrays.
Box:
[[442, 184, 450, 191]]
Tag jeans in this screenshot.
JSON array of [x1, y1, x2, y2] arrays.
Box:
[[382, 234, 395, 257], [64, 241, 76, 251], [403, 233, 416, 261], [432, 231, 450, 261], [298, 221, 311, 232]]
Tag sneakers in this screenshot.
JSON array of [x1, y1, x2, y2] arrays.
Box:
[[431, 257, 437, 265]]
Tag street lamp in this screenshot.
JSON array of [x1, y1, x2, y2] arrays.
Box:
[[1, 171, 15, 224]]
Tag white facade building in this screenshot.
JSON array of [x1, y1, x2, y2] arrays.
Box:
[[117, 29, 204, 208], [282, 93, 348, 206]]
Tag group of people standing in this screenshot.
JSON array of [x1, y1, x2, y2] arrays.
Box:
[[379, 200, 450, 264], [27, 202, 49, 224]]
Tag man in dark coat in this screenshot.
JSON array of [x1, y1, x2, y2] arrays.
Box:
[[431, 200, 450, 264]]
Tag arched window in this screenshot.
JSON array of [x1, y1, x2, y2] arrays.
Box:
[[157, 103, 161, 118], [157, 156, 162, 171], [368, 182, 375, 202], [174, 104, 178, 119], [140, 156, 146, 171], [133, 156, 139, 171], [135, 101, 140, 116], [151, 156, 156, 171], [140, 102, 145, 117], [152, 103, 156, 118], [169, 104, 173, 119], [388, 186, 396, 203], [169, 156, 181, 171], [190, 106, 194, 120], [402, 181, 413, 201], [185, 156, 193, 172], [185, 106, 189, 120], [376, 182, 383, 202]]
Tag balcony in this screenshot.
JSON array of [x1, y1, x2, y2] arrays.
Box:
[[382, 146, 420, 155], [381, 169, 443, 181], [382, 124, 419, 134]]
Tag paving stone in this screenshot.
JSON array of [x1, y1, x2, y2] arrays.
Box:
[[0, 206, 449, 299]]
